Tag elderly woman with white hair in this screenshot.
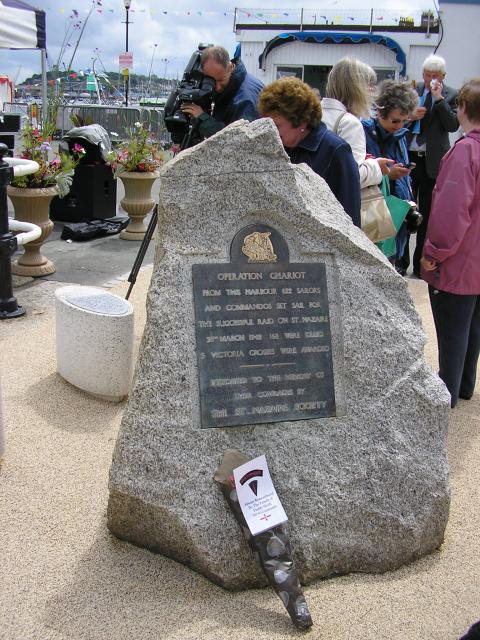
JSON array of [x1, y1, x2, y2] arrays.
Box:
[[407, 53, 459, 277]]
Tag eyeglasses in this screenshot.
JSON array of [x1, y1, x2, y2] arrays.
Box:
[[374, 104, 411, 125], [383, 117, 411, 125]]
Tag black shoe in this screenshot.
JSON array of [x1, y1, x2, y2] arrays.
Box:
[[460, 620, 480, 639]]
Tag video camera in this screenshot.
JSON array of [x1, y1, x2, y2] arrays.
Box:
[[163, 43, 215, 147]]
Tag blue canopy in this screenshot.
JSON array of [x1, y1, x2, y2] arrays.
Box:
[[258, 31, 406, 76]]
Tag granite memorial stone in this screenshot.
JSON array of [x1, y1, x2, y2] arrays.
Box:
[[108, 118, 450, 590]]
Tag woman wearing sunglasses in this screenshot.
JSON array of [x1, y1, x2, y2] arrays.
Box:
[[362, 80, 419, 268]]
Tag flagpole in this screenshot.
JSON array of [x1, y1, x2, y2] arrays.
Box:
[[146, 44, 157, 99], [40, 49, 48, 127], [67, 2, 95, 71]]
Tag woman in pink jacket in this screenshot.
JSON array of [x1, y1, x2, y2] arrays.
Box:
[[421, 78, 480, 408]]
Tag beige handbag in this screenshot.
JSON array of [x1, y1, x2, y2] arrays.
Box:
[[360, 183, 396, 243], [331, 112, 395, 244]]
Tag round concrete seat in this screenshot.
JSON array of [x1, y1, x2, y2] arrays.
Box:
[[55, 285, 134, 401]]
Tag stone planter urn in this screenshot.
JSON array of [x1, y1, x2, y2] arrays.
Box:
[[7, 185, 57, 277], [118, 171, 159, 240]]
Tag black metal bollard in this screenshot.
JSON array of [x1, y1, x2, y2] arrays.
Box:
[[0, 143, 24, 319]]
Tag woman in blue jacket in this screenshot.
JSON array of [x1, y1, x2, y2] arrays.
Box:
[[258, 77, 361, 227], [362, 80, 419, 267]]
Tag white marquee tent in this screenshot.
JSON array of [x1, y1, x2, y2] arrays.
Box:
[[0, 0, 47, 114]]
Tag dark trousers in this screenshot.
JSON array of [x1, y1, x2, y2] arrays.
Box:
[[396, 237, 410, 274], [411, 154, 436, 276], [428, 286, 480, 407]]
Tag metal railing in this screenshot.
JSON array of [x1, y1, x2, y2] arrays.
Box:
[[2, 102, 170, 144], [57, 104, 169, 142], [234, 7, 438, 31], [2, 102, 31, 120]]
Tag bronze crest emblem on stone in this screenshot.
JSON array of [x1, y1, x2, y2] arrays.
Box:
[[242, 231, 277, 263]]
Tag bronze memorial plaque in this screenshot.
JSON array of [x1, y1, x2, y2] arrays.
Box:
[[192, 224, 336, 428]]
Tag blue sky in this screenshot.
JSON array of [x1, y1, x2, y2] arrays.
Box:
[[1, 0, 434, 84]]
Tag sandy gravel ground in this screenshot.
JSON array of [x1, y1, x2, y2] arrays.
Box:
[[1, 272, 479, 640]]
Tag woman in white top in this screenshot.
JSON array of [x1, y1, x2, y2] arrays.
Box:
[[321, 58, 391, 187]]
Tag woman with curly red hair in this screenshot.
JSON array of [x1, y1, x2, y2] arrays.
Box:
[[258, 76, 360, 227]]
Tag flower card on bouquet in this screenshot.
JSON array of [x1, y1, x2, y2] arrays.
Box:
[[233, 454, 288, 536]]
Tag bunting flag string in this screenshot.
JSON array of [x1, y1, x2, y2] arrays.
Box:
[[48, 6, 236, 17], [48, 5, 424, 27]]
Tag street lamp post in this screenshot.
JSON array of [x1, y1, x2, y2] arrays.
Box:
[[123, 0, 131, 107]]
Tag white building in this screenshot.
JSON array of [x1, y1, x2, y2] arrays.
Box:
[[436, 0, 480, 89], [234, 3, 479, 91]]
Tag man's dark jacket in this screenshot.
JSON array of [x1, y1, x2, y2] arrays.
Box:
[[197, 60, 264, 138], [412, 82, 458, 178], [287, 122, 361, 227]]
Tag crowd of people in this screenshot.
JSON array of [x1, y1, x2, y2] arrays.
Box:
[[179, 45, 480, 409]]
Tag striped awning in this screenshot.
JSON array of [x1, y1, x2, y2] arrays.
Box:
[[258, 31, 407, 76]]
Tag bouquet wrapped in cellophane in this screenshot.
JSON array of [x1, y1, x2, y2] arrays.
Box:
[[214, 449, 313, 631]]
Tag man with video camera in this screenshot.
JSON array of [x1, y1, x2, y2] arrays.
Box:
[[180, 45, 264, 139]]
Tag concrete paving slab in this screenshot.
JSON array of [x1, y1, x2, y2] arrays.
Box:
[[11, 218, 156, 288], [8, 170, 160, 290], [2, 179, 479, 639], [1, 268, 479, 640]]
